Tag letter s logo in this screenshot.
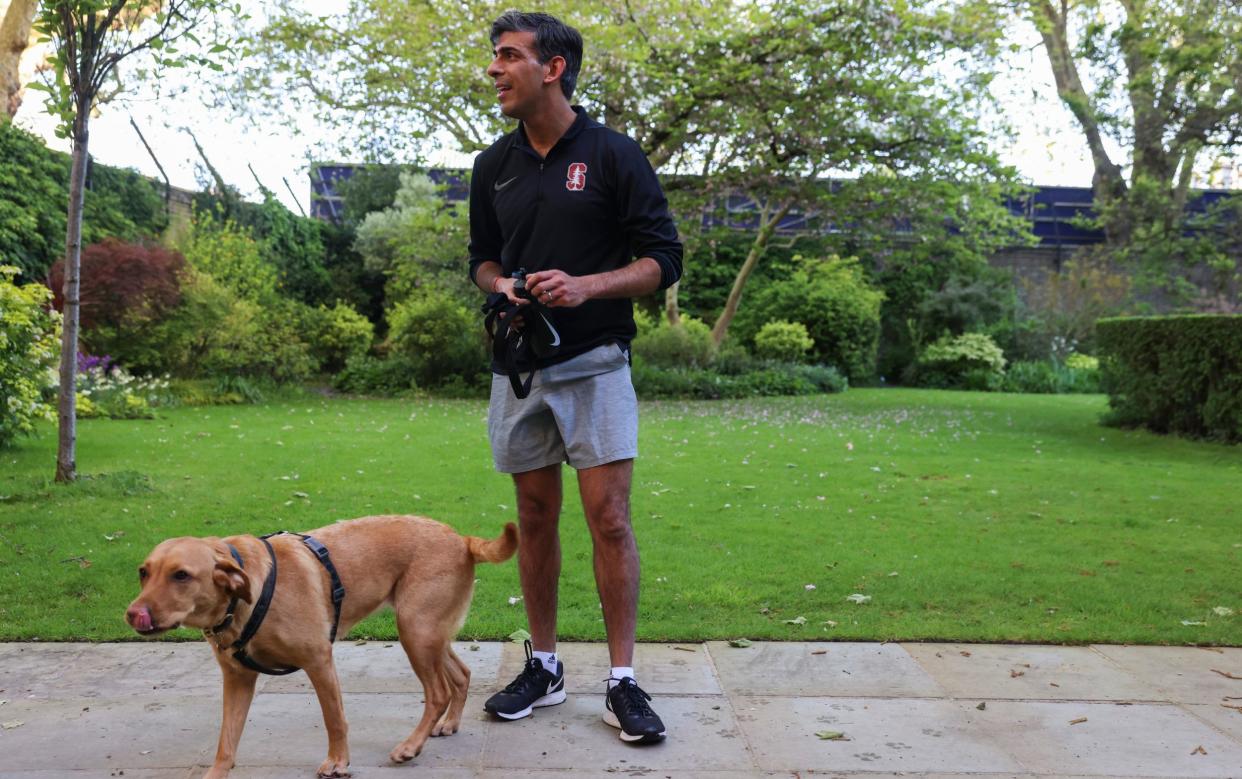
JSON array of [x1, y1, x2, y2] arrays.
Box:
[[566, 163, 588, 191]]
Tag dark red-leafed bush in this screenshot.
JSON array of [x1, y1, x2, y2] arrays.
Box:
[[49, 239, 186, 371], [50, 238, 185, 331]]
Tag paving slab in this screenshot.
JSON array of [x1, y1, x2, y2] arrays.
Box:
[[905, 643, 1163, 702], [732, 695, 1023, 774], [262, 641, 504, 695], [230, 692, 489, 773], [1182, 702, 1242, 743], [474, 694, 753, 772], [966, 699, 1242, 777], [0, 642, 223, 700], [708, 641, 946, 697], [0, 694, 214, 772], [495, 641, 722, 695], [1092, 645, 1242, 705]]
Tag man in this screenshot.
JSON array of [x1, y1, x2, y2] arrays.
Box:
[[467, 11, 682, 745]]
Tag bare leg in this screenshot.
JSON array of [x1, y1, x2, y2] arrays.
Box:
[[577, 459, 637, 668], [513, 464, 563, 652]]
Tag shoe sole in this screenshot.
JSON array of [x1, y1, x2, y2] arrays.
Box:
[[603, 709, 667, 743], [486, 689, 567, 721]]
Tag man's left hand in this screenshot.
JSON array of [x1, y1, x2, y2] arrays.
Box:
[[526, 270, 592, 308]]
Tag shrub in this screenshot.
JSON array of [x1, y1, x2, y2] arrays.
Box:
[[632, 316, 716, 369], [387, 292, 486, 388], [631, 360, 846, 399], [753, 321, 814, 363], [1097, 315, 1242, 441], [333, 353, 419, 395], [298, 302, 374, 373], [48, 239, 185, 371], [912, 332, 1006, 389], [1002, 360, 1100, 394], [731, 256, 883, 380], [0, 266, 60, 447], [179, 211, 278, 304]]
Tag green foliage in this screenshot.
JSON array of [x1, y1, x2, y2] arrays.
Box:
[[0, 122, 165, 280], [1020, 255, 1132, 360], [632, 317, 717, 369], [1002, 360, 1100, 394], [631, 360, 847, 399], [731, 256, 883, 381], [233, 196, 333, 305], [753, 321, 813, 363], [0, 266, 60, 447], [333, 353, 419, 396], [912, 332, 1007, 389], [386, 291, 486, 388], [71, 362, 168, 420], [1097, 315, 1242, 442], [333, 164, 407, 225], [297, 302, 374, 374], [354, 172, 471, 306], [179, 210, 278, 303]]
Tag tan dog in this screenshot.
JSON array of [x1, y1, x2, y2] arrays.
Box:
[[125, 515, 517, 779]]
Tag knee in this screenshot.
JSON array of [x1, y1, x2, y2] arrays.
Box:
[[588, 501, 632, 545]]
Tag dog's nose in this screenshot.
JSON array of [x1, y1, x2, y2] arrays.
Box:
[[127, 604, 153, 632]]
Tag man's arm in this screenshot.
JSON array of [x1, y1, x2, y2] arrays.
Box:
[[525, 258, 660, 308]]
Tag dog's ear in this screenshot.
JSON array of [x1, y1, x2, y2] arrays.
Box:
[[213, 558, 252, 603]]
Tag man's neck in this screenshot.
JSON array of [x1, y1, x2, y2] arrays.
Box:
[[521, 100, 577, 158]]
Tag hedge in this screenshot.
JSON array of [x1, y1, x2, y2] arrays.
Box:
[[1096, 315, 1242, 442]]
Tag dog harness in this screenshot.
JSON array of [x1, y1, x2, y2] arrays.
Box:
[[207, 531, 346, 676]]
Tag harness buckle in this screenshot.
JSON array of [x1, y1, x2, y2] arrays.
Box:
[[332, 586, 346, 603]]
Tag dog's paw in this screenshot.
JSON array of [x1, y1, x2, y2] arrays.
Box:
[[389, 741, 423, 763], [431, 718, 460, 737], [315, 758, 351, 778]]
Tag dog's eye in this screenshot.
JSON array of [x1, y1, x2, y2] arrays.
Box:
[[138, 567, 148, 580], [172, 570, 191, 582]]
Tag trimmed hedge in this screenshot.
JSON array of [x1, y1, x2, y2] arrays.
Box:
[[1097, 315, 1242, 442]]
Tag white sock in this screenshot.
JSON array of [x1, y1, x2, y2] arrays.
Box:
[[533, 649, 559, 675], [608, 666, 635, 689]]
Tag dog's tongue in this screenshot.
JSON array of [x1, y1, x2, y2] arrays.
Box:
[[133, 606, 152, 632]]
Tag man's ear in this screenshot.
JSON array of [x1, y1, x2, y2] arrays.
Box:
[[213, 559, 252, 603], [543, 55, 566, 85]]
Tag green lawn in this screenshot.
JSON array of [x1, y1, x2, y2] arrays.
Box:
[[1, 389, 1238, 645]]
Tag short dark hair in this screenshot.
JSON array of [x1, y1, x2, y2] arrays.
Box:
[[490, 10, 583, 101]]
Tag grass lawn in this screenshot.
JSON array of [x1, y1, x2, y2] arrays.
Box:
[[1, 388, 1238, 645]]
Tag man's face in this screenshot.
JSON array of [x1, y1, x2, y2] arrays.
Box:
[[487, 31, 552, 119]]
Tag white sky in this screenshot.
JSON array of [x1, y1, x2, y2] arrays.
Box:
[[12, 10, 1119, 214]]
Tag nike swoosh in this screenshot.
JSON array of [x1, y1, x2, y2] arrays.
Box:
[[494, 176, 518, 191]]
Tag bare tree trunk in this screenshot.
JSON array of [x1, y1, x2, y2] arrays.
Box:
[[0, 0, 38, 121], [56, 114, 88, 482], [664, 282, 681, 326], [710, 198, 793, 346]]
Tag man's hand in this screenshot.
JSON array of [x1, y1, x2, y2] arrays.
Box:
[[526, 269, 592, 308]]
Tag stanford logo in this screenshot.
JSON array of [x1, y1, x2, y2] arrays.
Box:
[[566, 162, 588, 191]]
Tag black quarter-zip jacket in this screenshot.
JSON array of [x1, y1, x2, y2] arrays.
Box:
[[468, 107, 683, 369]]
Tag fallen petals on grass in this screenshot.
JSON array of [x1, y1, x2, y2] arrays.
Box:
[[784, 616, 807, 625], [846, 593, 871, 604], [1213, 607, 1235, 617]]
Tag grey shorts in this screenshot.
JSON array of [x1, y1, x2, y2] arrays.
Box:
[[488, 342, 638, 473]]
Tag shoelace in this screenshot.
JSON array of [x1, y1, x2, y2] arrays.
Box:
[[609, 678, 656, 717], [504, 658, 547, 694]]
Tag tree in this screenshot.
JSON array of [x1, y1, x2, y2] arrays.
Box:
[[1, 0, 38, 121], [1021, 0, 1241, 296], [32, 0, 234, 481], [248, 0, 1028, 352]]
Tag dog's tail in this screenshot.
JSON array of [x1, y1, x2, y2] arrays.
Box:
[[466, 522, 518, 564]]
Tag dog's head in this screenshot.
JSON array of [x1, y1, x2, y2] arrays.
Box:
[[125, 537, 252, 636]]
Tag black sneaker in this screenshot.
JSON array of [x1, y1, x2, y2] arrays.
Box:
[[484, 640, 566, 720], [603, 677, 666, 743]]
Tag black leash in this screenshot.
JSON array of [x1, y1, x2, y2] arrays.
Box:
[[209, 532, 346, 676]]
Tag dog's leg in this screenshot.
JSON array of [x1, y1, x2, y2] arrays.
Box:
[[433, 647, 471, 736], [204, 661, 259, 779], [304, 654, 352, 778], [389, 631, 453, 763]]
